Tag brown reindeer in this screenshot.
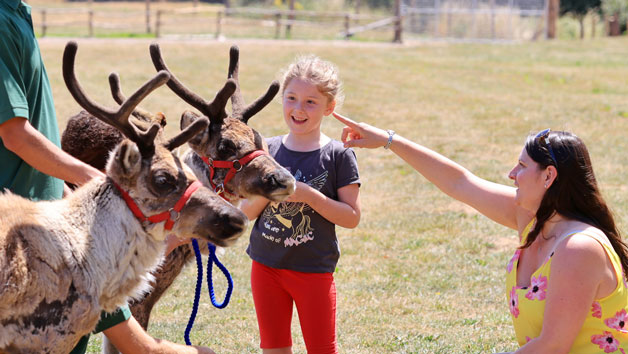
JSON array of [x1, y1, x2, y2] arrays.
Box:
[[0, 41, 249, 354], [114, 44, 296, 347], [58, 45, 295, 353]]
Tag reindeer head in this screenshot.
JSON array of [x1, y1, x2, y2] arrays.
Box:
[[63, 41, 248, 247], [149, 44, 296, 202]]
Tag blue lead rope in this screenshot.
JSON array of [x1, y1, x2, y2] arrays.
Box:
[[184, 238, 234, 345]]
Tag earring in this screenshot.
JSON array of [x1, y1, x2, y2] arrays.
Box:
[[544, 183, 549, 189]]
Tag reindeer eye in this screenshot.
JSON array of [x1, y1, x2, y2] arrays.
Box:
[[217, 139, 237, 159], [151, 171, 177, 195]]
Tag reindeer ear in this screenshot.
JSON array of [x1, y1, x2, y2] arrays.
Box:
[[107, 140, 142, 178], [180, 110, 201, 130], [180, 110, 206, 147]]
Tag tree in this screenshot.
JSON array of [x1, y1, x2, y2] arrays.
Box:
[[560, 0, 601, 38], [602, 0, 628, 35]]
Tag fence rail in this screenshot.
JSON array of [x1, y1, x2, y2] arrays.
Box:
[[32, 2, 549, 42]]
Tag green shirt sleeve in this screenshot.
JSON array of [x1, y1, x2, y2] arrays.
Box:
[[94, 305, 132, 333], [69, 305, 132, 354]]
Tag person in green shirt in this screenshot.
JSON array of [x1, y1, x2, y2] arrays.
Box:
[[0, 1, 216, 353], [0, 0, 102, 200]]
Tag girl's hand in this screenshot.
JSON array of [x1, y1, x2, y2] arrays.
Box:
[[285, 181, 314, 204], [332, 111, 390, 149]]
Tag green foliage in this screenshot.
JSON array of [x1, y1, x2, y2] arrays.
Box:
[[560, 0, 601, 18], [602, 0, 628, 22]]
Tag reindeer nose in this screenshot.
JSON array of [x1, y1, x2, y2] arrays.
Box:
[[265, 173, 283, 189], [213, 206, 248, 239]]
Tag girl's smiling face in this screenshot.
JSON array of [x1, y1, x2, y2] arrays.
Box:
[[508, 148, 550, 213], [282, 78, 335, 139]]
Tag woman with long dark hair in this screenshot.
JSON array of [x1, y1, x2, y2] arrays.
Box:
[[332, 112, 628, 353]]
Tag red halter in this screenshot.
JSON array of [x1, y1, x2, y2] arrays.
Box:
[[201, 150, 268, 200], [113, 180, 203, 231]]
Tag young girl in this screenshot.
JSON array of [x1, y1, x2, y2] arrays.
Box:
[[240, 55, 361, 354]]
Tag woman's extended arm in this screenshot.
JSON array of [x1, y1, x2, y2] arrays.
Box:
[[332, 112, 519, 230]]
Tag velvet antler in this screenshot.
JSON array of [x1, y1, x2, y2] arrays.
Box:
[[108, 72, 208, 152], [227, 45, 280, 123], [149, 43, 236, 124], [63, 41, 167, 152]]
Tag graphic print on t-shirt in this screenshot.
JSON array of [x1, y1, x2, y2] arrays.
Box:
[[261, 169, 328, 247]]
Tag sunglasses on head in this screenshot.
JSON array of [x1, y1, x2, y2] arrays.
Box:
[[535, 128, 558, 166]]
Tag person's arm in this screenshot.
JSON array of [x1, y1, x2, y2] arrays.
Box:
[[515, 233, 609, 353], [332, 112, 519, 230], [0, 117, 103, 186], [286, 182, 360, 229], [239, 196, 270, 221], [103, 315, 215, 354]]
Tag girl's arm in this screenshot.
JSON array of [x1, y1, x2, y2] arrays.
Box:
[[332, 112, 520, 230], [239, 196, 270, 221], [515, 233, 609, 353], [287, 182, 360, 229]]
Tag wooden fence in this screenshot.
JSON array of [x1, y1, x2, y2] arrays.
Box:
[[33, 6, 402, 42]]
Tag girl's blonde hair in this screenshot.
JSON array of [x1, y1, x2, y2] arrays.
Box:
[[281, 55, 344, 106]]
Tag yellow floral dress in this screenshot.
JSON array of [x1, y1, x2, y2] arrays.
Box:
[[506, 222, 628, 353]]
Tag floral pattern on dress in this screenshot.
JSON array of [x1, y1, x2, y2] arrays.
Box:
[[509, 286, 519, 318], [591, 331, 620, 353], [592, 301, 603, 319], [525, 274, 548, 301], [605, 309, 628, 333], [507, 249, 521, 273]]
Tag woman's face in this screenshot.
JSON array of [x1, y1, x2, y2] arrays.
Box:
[[508, 148, 549, 213]]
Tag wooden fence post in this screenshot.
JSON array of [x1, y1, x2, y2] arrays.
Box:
[[344, 13, 350, 39], [394, 0, 402, 42], [275, 12, 281, 39], [88, 10, 94, 37], [216, 11, 222, 39], [286, 0, 295, 38], [546, 0, 558, 39], [156, 10, 162, 38], [145, 0, 151, 34], [41, 9, 47, 37]]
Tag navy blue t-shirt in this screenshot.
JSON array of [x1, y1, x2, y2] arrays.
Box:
[[247, 136, 360, 273]]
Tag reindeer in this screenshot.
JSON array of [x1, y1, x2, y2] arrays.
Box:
[[0, 41, 249, 354], [58, 44, 295, 353]]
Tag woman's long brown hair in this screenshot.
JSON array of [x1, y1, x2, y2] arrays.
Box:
[[521, 131, 628, 276]]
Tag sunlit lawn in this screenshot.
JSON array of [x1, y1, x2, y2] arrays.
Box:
[[38, 35, 628, 353]]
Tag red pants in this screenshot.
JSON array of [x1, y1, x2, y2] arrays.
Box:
[[251, 260, 338, 354]]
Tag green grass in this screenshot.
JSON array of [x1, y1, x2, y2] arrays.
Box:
[[39, 36, 628, 353]]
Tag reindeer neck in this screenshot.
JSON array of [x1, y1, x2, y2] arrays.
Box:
[[62, 178, 166, 312]]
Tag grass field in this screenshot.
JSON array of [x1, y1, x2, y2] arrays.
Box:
[[38, 36, 628, 353]]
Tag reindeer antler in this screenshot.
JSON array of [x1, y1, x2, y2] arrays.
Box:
[[108, 72, 155, 122], [227, 45, 280, 123], [149, 43, 236, 123], [63, 41, 167, 151], [108, 72, 208, 152]]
